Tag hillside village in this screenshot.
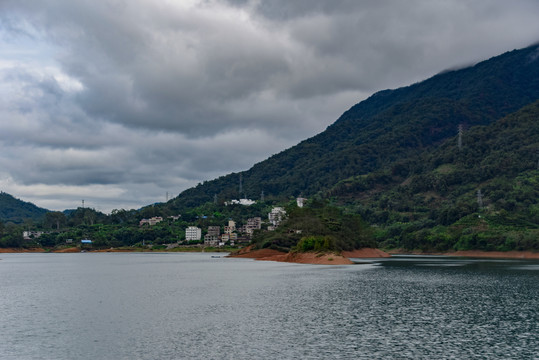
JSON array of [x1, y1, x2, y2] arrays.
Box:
[[131, 200, 292, 248]]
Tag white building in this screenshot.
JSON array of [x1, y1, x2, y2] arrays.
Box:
[[225, 199, 256, 206], [139, 216, 163, 226], [23, 231, 44, 240], [296, 197, 307, 208], [268, 207, 286, 229], [185, 226, 202, 241]]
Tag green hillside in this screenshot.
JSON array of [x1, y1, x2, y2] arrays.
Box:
[[155, 44, 539, 252], [6, 44, 537, 252], [0, 192, 49, 224], [328, 100, 539, 251], [167, 44, 539, 211]]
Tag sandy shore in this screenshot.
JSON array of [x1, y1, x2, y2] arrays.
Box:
[[54, 247, 81, 253], [229, 248, 354, 264], [229, 247, 392, 265], [342, 248, 391, 258]]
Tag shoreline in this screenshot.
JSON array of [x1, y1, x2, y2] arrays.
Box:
[[2, 247, 538, 261], [388, 249, 539, 260], [0, 246, 231, 254], [228, 247, 392, 265]]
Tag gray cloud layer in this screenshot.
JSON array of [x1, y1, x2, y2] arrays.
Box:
[[1, 0, 538, 212]]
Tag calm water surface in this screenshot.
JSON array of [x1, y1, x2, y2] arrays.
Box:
[[0, 253, 537, 359]]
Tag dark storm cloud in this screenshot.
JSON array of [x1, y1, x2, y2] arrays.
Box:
[[1, 0, 539, 211]]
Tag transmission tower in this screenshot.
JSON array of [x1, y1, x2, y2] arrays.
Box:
[[458, 124, 463, 150], [477, 189, 484, 209], [260, 190, 264, 202]]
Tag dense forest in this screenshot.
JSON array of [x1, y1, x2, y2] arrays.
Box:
[[328, 100, 539, 251], [1, 44, 538, 252]]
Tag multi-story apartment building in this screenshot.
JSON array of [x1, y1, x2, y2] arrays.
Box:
[[185, 226, 202, 241], [268, 207, 286, 229], [224, 220, 236, 234], [204, 234, 219, 246], [207, 226, 220, 236]]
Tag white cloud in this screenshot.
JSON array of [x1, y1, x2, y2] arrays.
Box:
[[1, 0, 539, 212]]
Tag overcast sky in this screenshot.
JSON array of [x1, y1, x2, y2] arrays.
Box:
[[1, 0, 538, 213]]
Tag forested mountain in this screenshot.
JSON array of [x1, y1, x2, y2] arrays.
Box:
[[0, 192, 49, 224], [156, 44, 539, 252], [329, 100, 539, 251], [3, 44, 538, 252], [166, 44, 539, 211]]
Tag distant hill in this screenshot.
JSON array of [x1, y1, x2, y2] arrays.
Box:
[[0, 192, 49, 223], [167, 44, 539, 211]]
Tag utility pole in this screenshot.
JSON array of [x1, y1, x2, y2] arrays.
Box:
[[260, 190, 264, 202], [214, 194, 218, 204]]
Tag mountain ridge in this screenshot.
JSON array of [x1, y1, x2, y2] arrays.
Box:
[[167, 44, 539, 211]]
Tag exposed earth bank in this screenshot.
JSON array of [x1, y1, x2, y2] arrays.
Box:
[[228, 247, 392, 265], [0, 248, 45, 253]]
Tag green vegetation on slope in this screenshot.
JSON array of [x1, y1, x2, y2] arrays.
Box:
[[3, 45, 539, 252], [0, 192, 49, 224], [166, 45, 539, 213], [328, 100, 539, 252], [252, 200, 375, 253]]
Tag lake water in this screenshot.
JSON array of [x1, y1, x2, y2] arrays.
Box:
[[0, 253, 537, 359]]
